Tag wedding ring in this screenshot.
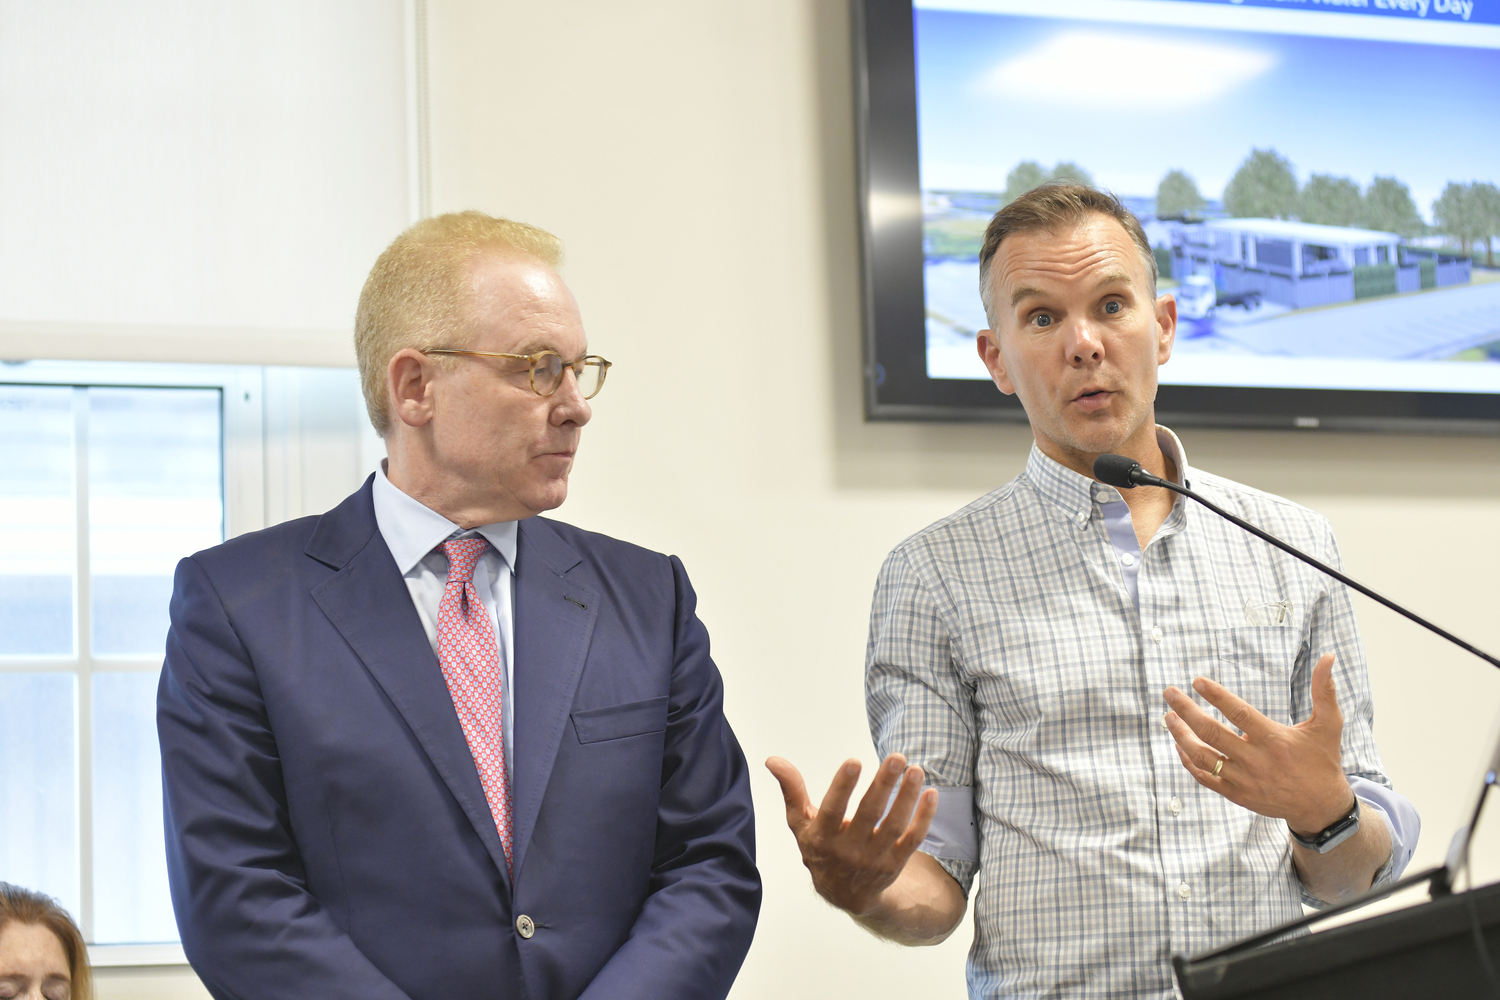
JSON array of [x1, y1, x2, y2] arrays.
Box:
[[1212, 757, 1225, 777]]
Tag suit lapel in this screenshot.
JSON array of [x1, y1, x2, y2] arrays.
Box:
[[510, 517, 599, 877], [307, 482, 514, 889]]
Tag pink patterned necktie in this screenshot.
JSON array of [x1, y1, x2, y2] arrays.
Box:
[[435, 537, 514, 873]]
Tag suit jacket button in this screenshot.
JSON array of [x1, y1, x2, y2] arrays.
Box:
[[516, 914, 535, 939]]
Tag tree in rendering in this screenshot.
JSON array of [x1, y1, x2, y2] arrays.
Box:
[[1002, 161, 1098, 205], [1472, 181, 1500, 269], [1223, 148, 1298, 219], [1433, 182, 1487, 259], [1049, 161, 1095, 187], [1003, 161, 1051, 205], [1299, 174, 1363, 227], [1155, 170, 1206, 218], [1361, 176, 1425, 237]]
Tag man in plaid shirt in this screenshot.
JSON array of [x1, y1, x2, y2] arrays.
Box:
[[768, 185, 1418, 998]]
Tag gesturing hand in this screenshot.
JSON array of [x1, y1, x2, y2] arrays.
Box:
[[765, 753, 938, 916], [1163, 653, 1354, 837]]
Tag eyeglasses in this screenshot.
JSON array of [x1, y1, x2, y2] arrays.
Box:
[[424, 349, 612, 399]]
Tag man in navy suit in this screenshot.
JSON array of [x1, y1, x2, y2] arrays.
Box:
[[158, 211, 761, 999]]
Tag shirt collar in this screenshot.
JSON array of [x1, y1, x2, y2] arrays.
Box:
[[372, 463, 518, 575], [1025, 425, 1192, 529]]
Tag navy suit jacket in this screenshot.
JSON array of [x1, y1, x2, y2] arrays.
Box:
[[158, 479, 760, 999]]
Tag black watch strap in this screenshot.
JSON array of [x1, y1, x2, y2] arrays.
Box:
[[1290, 796, 1361, 854]]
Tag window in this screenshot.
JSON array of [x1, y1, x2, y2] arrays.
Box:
[[0, 360, 375, 965], [1255, 238, 1294, 271], [1300, 243, 1344, 275]]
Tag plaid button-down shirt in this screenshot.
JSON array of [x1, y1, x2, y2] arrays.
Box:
[[867, 429, 1415, 999]]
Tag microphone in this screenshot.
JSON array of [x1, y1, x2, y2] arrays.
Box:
[[1091, 453, 1500, 672], [1093, 452, 1160, 490]]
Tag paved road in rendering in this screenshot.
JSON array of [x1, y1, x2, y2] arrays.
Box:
[[1210, 281, 1500, 360]]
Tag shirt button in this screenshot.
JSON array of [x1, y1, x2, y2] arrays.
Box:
[[1075, 510, 1088, 525], [1169, 797, 1182, 816], [516, 914, 535, 939], [1150, 626, 1164, 644], [1177, 882, 1191, 901], [1120, 552, 1137, 567]]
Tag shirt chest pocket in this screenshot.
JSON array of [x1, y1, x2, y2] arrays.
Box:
[[1212, 627, 1302, 727], [571, 695, 669, 744]]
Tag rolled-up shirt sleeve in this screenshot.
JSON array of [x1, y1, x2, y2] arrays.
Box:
[[866, 548, 980, 894], [918, 785, 979, 864], [1352, 777, 1420, 885]]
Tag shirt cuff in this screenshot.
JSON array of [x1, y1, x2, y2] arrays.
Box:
[[1350, 775, 1420, 884], [879, 783, 979, 896], [917, 785, 979, 864]]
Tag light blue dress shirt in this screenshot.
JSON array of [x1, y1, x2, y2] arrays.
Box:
[[372, 465, 518, 778]]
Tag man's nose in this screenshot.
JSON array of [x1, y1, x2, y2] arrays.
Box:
[[1064, 318, 1104, 365], [550, 367, 593, 426]]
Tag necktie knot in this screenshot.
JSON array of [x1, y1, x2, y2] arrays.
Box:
[[442, 536, 490, 585]]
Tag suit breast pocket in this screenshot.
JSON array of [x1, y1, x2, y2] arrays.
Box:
[[1214, 627, 1303, 727], [571, 696, 670, 744]]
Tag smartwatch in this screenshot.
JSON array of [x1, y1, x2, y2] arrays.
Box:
[[1290, 797, 1361, 854]]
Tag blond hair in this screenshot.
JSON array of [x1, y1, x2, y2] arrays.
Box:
[[0, 883, 93, 1000], [354, 211, 564, 434], [978, 183, 1156, 329]]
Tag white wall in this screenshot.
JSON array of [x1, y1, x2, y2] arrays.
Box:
[[82, 1, 1500, 996]]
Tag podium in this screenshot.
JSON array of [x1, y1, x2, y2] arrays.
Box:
[[1174, 878, 1500, 999]]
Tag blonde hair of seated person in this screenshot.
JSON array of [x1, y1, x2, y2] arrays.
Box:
[[0, 883, 92, 1000]]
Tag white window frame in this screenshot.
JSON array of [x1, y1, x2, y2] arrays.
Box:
[[1, 359, 265, 967]]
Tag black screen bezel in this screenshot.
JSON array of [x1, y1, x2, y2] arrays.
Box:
[[852, 0, 1500, 433]]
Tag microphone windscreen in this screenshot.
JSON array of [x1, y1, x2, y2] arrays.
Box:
[[1093, 453, 1141, 488]]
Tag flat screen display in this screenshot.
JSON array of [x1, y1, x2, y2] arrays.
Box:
[[855, 0, 1500, 431]]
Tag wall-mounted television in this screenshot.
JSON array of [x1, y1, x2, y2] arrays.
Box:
[[854, 0, 1500, 432]]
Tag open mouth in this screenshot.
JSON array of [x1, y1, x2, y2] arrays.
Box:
[[1072, 388, 1116, 411]]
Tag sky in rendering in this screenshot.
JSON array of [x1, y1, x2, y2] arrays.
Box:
[[916, 5, 1500, 216]]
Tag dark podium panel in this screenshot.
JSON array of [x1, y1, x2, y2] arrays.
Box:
[[1175, 881, 1500, 999]]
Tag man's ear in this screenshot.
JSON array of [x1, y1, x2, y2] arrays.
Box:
[[388, 348, 438, 429], [977, 330, 1016, 395], [1154, 292, 1177, 366]]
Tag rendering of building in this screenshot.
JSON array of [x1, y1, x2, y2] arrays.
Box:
[[1170, 218, 1471, 310]]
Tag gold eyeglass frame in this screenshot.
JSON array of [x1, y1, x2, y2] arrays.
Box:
[[424, 349, 612, 400]]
